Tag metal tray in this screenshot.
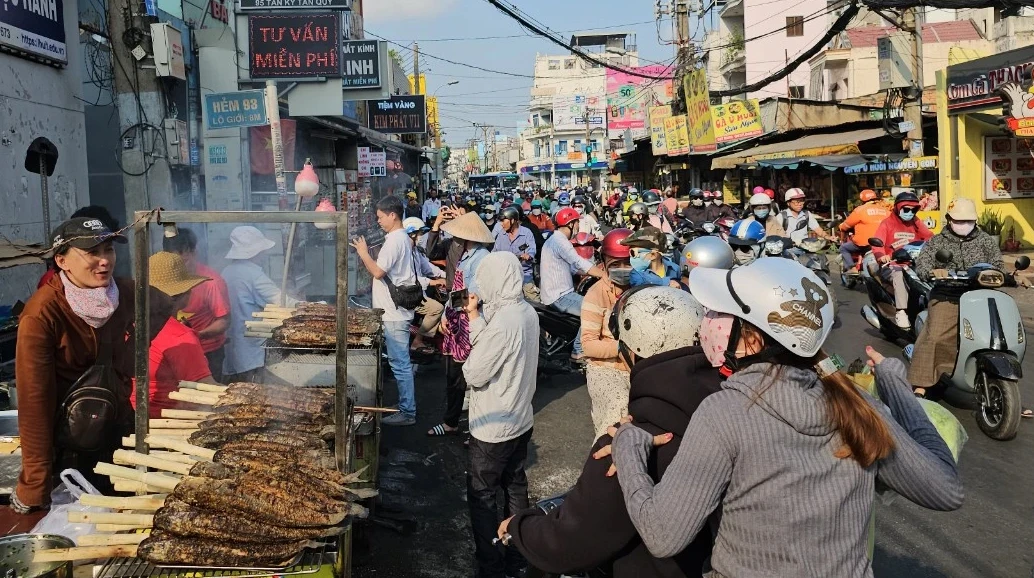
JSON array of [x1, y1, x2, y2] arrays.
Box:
[[97, 541, 329, 578]]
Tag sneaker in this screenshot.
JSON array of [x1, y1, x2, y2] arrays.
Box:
[[894, 310, 910, 329], [382, 412, 417, 426]]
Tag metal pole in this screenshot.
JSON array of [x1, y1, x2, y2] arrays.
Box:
[[334, 213, 353, 578], [414, 43, 425, 199], [133, 214, 150, 457], [903, 7, 924, 158], [279, 196, 303, 306], [265, 80, 288, 208], [39, 157, 51, 242]]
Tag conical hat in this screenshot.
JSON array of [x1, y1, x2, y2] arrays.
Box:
[[441, 212, 495, 244]]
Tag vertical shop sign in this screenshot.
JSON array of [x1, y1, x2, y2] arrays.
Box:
[[683, 68, 715, 152], [649, 106, 672, 156]]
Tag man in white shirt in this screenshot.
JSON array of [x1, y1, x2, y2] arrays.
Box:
[[461, 252, 538, 578], [778, 188, 835, 245], [422, 188, 441, 227], [351, 196, 419, 426]]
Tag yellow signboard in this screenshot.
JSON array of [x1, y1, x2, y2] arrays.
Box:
[[664, 115, 690, 156], [711, 99, 763, 144], [427, 96, 439, 130], [407, 74, 426, 95], [683, 68, 715, 153], [649, 106, 672, 156]]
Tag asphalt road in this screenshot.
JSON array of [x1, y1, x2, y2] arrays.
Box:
[[355, 286, 1034, 578]]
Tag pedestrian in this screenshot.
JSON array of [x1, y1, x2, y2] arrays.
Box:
[[493, 206, 538, 301], [352, 196, 420, 426], [462, 252, 539, 578], [14, 217, 133, 513], [604, 258, 963, 577], [425, 211, 494, 438], [38, 205, 120, 290], [422, 188, 442, 228], [222, 226, 297, 383], [405, 192, 423, 220], [540, 207, 612, 363], [163, 227, 231, 381]]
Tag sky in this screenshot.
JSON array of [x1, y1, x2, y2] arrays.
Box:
[[362, 0, 681, 148]]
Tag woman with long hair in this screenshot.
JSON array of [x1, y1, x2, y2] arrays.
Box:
[[604, 258, 963, 577]]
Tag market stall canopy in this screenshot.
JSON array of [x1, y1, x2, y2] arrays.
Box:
[[0, 239, 46, 269], [710, 127, 888, 170], [755, 154, 884, 170]]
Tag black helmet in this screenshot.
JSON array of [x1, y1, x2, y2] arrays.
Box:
[[641, 190, 661, 205], [499, 205, 522, 223], [688, 188, 704, 199], [894, 192, 920, 208], [572, 195, 586, 207]]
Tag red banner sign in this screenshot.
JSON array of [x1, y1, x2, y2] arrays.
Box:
[[248, 13, 340, 79]]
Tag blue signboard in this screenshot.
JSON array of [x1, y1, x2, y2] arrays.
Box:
[[0, 0, 67, 63], [204, 90, 268, 131]]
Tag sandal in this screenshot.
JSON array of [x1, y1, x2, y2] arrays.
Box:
[[1022, 408, 1033, 419], [427, 424, 459, 437]]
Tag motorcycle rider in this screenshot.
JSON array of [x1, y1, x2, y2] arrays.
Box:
[[626, 202, 649, 232], [778, 188, 835, 245], [871, 191, 932, 329], [727, 219, 766, 266], [500, 286, 718, 578], [681, 188, 708, 227], [679, 235, 735, 286], [621, 227, 682, 289], [540, 207, 612, 363], [482, 203, 501, 235], [907, 198, 1020, 401], [838, 189, 890, 272], [551, 192, 571, 218], [641, 190, 674, 233], [705, 190, 736, 221], [572, 196, 603, 239], [603, 258, 962, 577], [621, 189, 641, 215], [745, 192, 786, 237], [494, 206, 539, 302], [525, 199, 554, 233]]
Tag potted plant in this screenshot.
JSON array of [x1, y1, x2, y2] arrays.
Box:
[[1003, 225, 1022, 252], [978, 208, 1004, 247]]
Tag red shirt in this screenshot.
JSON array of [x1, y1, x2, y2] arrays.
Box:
[[134, 318, 212, 418], [871, 216, 932, 259], [178, 263, 230, 352], [37, 268, 57, 289]]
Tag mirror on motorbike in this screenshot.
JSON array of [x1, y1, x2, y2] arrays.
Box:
[[1016, 256, 1031, 271], [867, 237, 884, 248], [892, 248, 912, 263], [935, 249, 952, 263]]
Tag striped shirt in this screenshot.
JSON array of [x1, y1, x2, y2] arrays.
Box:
[[580, 280, 627, 371], [540, 232, 594, 306]]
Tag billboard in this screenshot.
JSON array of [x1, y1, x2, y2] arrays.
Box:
[[663, 115, 690, 156], [552, 94, 606, 132], [248, 13, 340, 79], [712, 99, 763, 144], [0, 0, 66, 63], [341, 40, 381, 88], [649, 106, 671, 156], [683, 68, 715, 152], [606, 65, 673, 133], [368, 95, 427, 134]]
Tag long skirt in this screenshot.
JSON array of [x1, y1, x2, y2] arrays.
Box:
[[586, 363, 632, 440], [908, 297, 960, 389]]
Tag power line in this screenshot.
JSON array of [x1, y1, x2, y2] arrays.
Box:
[[366, 31, 536, 78], [386, 20, 658, 42]]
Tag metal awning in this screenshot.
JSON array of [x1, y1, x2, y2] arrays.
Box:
[[756, 154, 878, 170], [0, 239, 45, 269], [711, 127, 889, 169]]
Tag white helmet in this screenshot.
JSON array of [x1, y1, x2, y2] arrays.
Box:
[[689, 258, 833, 357], [682, 236, 735, 273], [610, 286, 706, 362], [784, 187, 806, 203], [749, 193, 773, 206], [403, 217, 427, 234]]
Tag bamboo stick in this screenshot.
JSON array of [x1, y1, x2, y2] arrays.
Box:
[[246, 320, 282, 328], [355, 406, 399, 414], [77, 533, 150, 546], [112, 481, 166, 494], [94, 463, 179, 491], [252, 310, 295, 318], [148, 419, 201, 429], [149, 429, 196, 437], [244, 331, 274, 339], [68, 511, 154, 527], [33, 545, 139, 563], [145, 435, 216, 461], [95, 523, 145, 532], [169, 390, 219, 405], [112, 450, 193, 475], [161, 409, 211, 420], [194, 383, 227, 394], [79, 494, 167, 510]]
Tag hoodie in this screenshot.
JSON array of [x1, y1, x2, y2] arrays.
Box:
[[462, 252, 539, 443], [612, 358, 963, 578], [507, 346, 722, 578]]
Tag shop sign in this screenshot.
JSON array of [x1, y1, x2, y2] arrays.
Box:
[[240, 0, 350, 10], [367, 95, 427, 134], [682, 68, 715, 152], [341, 40, 380, 88], [711, 99, 763, 144], [649, 106, 671, 156], [552, 94, 606, 132], [663, 115, 690, 156], [843, 156, 938, 174], [357, 146, 371, 177], [369, 151, 387, 177], [204, 90, 268, 130], [945, 45, 1034, 113], [0, 0, 66, 64], [248, 13, 340, 79], [984, 136, 1034, 200]]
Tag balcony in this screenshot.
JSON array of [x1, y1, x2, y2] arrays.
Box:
[[720, 0, 744, 18], [994, 16, 1034, 53]]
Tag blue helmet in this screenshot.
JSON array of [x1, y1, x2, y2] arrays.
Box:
[[557, 192, 571, 205], [728, 219, 766, 246]]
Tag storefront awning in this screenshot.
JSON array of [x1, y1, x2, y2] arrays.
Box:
[[711, 127, 889, 170], [755, 154, 882, 171]]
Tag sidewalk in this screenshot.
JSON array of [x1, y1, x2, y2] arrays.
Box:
[[1002, 251, 1034, 331]]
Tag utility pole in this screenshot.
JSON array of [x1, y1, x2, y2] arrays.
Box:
[[583, 110, 592, 189], [902, 7, 924, 158], [674, 0, 693, 115], [413, 42, 425, 197]]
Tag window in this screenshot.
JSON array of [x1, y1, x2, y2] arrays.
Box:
[[564, 58, 575, 69], [789, 85, 805, 99], [786, 16, 804, 37], [556, 140, 568, 156], [548, 60, 560, 70], [533, 141, 541, 158]]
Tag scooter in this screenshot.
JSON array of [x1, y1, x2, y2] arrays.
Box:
[[903, 251, 1031, 441], [859, 238, 928, 343], [532, 302, 583, 380]]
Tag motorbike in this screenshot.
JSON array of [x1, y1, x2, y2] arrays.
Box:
[[902, 251, 1031, 441], [763, 236, 839, 324], [859, 238, 928, 343], [533, 301, 583, 379]]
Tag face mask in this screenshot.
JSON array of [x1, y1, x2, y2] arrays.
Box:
[[713, 199, 723, 206], [950, 221, 976, 237], [484, 213, 495, 221], [753, 208, 769, 219], [898, 209, 915, 222], [609, 267, 633, 287], [574, 207, 584, 215], [704, 200, 713, 207], [734, 248, 757, 266], [630, 256, 651, 271], [692, 199, 703, 207], [531, 208, 542, 216]]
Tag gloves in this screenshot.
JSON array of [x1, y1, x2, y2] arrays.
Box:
[[931, 269, 949, 279]]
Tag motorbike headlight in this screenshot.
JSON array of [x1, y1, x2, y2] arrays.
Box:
[[702, 223, 716, 233], [765, 240, 783, 254], [962, 319, 974, 341], [976, 270, 1004, 287]]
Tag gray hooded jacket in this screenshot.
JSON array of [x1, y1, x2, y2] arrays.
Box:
[[612, 358, 962, 578]]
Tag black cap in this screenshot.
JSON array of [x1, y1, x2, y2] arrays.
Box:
[[51, 217, 127, 252]]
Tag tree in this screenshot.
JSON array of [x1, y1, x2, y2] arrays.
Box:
[[388, 48, 404, 69]]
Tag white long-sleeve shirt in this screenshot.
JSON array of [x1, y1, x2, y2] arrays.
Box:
[[422, 198, 441, 221]]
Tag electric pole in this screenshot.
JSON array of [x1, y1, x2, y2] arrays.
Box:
[[583, 110, 592, 189], [903, 7, 924, 157], [413, 42, 425, 197], [674, 0, 693, 115]]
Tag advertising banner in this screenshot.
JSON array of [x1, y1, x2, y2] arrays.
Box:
[[248, 13, 340, 79], [368, 95, 427, 134], [341, 39, 380, 88], [711, 99, 763, 144], [945, 45, 1034, 113], [663, 115, 690, 156], [606, 65, 673, 133], [0, 0, 66, 63], [239, 0, 350, 10], [683, 68, 715, 152], [204, 90, 267, 130], [649, 106, 671, 156], [358, 146, 371, 177], [552, 94, 606, 132], [984, 136, 1034, 200]]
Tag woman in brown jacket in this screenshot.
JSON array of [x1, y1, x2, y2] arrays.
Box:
[[12, 217, 134, 513]]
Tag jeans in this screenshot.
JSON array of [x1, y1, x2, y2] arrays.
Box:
[[549, 291, 584, 355], [840, 240, 865, 270], [879, 265, 909, 310], [468, 429, 533, 578], [383, 320, 416, 417], [443, 357, 467, 429]]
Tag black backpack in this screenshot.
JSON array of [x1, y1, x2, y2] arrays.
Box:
[[55, 333, 129, 453]]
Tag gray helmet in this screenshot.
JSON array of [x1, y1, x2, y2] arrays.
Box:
[[682, 236, 735, 273], [499, 205, 522, 223], [628, 202, 648, 216]]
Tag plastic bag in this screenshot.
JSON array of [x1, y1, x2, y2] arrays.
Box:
[[31, 469, 109, 544]]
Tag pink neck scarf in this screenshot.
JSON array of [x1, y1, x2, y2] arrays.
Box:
[[60, 271, 120, 328]]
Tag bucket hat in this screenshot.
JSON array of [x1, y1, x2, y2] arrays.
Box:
[[441, 212, 495, 244], [149, 251, 209, 297], [226, 226, 276, 260], [946, 198, 977, 221]]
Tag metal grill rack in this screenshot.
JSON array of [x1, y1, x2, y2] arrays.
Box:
[[97, 542, 332, 578]]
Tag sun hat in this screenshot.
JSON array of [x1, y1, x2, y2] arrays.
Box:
[[441, 211, 496, 244], [51, 217, 127, 253], [225, 226, 276, 260], [149, 251, 209, 297], [946, 198, 977, 221]]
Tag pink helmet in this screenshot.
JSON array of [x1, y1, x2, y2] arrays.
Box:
[[752, 186, 765, 195]]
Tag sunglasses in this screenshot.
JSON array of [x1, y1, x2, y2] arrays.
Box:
[[899, 207, 917, 214]]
